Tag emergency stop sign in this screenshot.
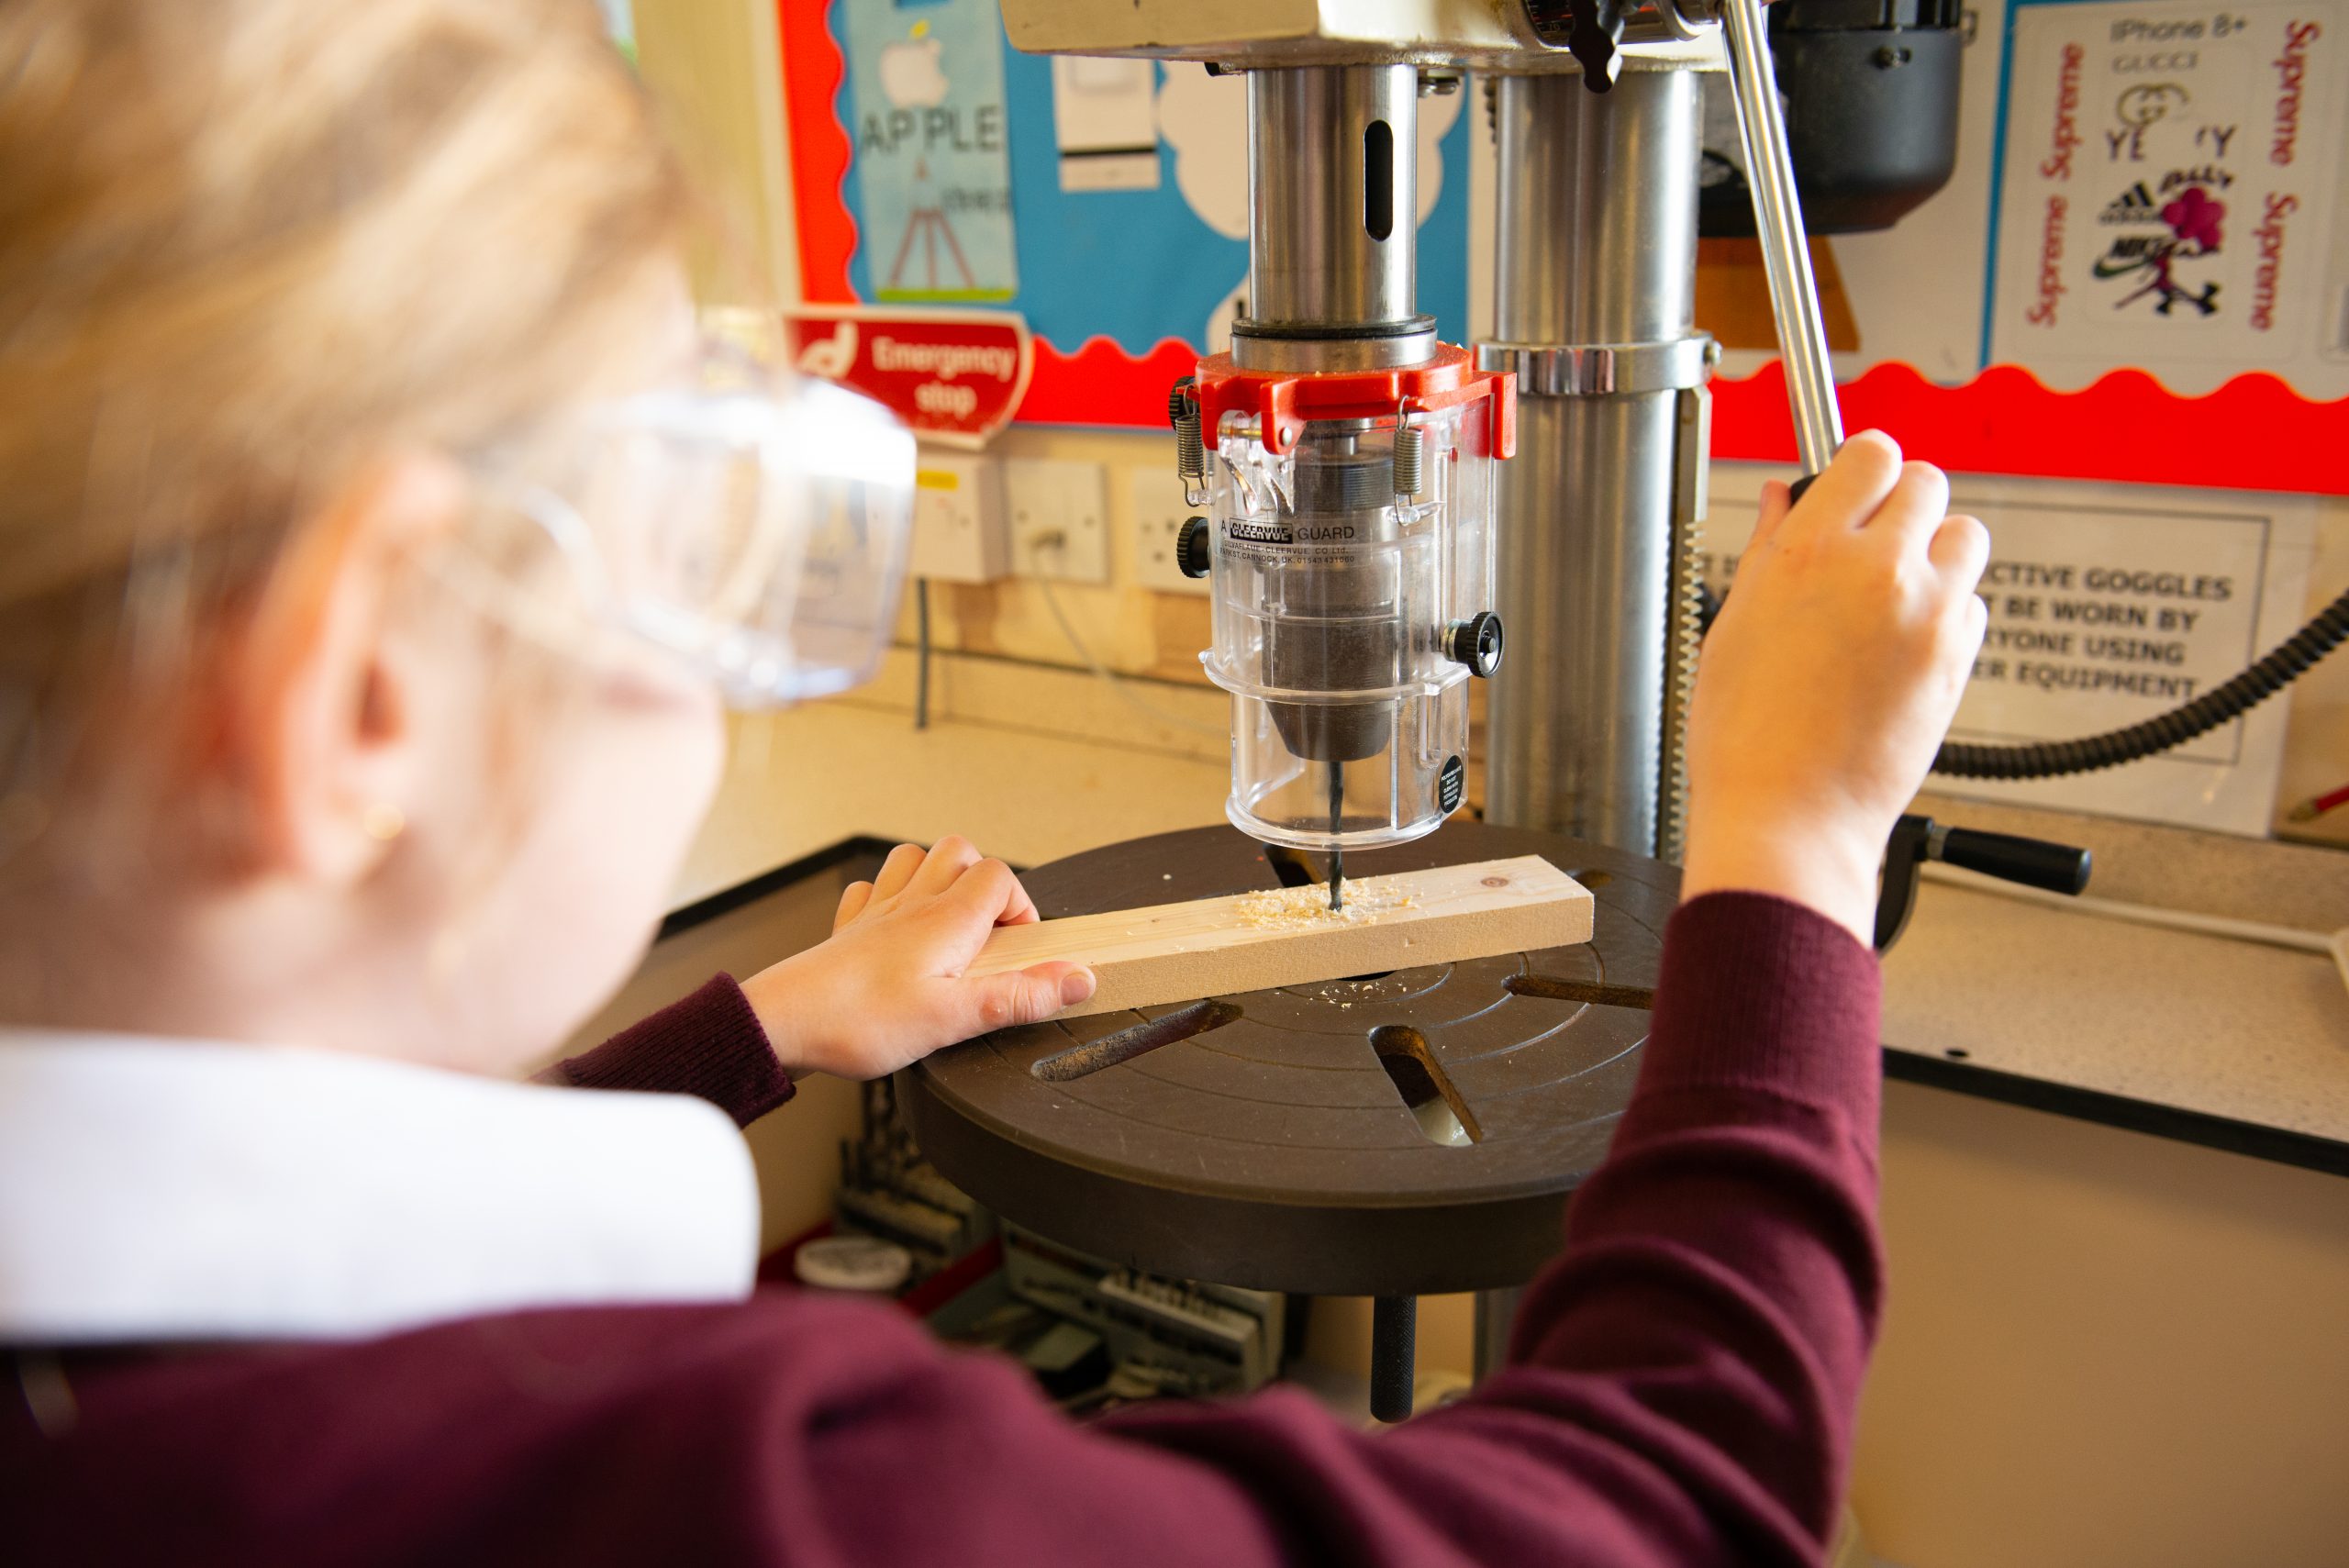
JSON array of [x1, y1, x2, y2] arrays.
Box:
[[783, 307, 1031, 447]]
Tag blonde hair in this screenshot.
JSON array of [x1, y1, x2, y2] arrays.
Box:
[[0, 0, 694, 874]]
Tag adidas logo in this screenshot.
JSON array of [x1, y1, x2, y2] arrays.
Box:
[[2100, 182, 2160, 223]]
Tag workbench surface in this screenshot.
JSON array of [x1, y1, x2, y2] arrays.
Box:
[[679, 702, 2349, 1174], [1883, 883, 2349, 1172]]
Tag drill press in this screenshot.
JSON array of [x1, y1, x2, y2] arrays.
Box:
[[903, 0, 1917, 1421]]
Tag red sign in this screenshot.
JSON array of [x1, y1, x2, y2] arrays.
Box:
[[783, 307, 1032, 448]]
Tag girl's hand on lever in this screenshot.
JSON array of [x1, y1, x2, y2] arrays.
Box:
[[1680, 431, 1991, 946], [741, 836, 1095, 1080]]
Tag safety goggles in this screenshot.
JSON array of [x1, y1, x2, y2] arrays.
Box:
[[481, 340, 915, 707]]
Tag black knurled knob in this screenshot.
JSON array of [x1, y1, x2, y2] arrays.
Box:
[[1177, 517, 1212, 580], [1447, 611, 1505, 677]]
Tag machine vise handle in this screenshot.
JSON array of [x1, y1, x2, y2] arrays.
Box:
[[1874, 814, 2093, 952]]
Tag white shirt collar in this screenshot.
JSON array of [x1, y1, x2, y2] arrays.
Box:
[[0, 1029, 760, 1344]]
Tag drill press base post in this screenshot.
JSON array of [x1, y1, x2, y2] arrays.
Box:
[[1371, 1296, 1418, 1422], [1473, 1284, 1523, 1381]]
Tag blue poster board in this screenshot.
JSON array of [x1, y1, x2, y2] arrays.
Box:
[[832, 0, 1472, 356]]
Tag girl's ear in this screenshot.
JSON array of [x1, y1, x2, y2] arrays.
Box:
[[229, 454, 466, 887]]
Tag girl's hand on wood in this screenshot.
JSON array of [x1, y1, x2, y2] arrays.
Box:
[[1680, 432, 1990, 946], [740, 837, 1095, 1080]]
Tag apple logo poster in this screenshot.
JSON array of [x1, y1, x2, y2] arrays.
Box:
[[842, 0, 1017, 303]]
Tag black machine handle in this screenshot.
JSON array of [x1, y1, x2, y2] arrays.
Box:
[[1935, 827, 2092, 897], [1873, 813, 2091, 952]]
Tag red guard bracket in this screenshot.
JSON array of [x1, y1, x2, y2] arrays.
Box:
[[1189, 342, 1517, 460]]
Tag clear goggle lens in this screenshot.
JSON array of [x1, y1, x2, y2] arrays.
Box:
[[499, 346, 915, 706]]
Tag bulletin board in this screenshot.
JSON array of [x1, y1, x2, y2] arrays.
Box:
[[780, 0, 1470, 429], [779, 0, 2349, 495]]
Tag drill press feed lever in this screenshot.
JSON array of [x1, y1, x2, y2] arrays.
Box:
[[1174, 353, 1516, 866]]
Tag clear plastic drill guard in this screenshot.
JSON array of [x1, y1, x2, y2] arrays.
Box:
[[1204, 401, 1500, 850]]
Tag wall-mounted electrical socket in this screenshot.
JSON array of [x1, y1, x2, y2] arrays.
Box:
[[1129, 468, 1209, 595], [907, 450, 1008, 584], [1005, 457, 1110, 584]]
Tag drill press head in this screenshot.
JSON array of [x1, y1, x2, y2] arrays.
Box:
[[1171, 65, 1514, 866]]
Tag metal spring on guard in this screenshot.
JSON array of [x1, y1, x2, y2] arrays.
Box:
[[1169, 376, 1207, 504], [1391, 424, 1424, 499]]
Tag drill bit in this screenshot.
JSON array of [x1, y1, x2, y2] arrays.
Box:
[[1328, 762, 1345, 912]]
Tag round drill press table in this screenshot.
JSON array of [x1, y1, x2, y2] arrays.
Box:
[[899, 821, 1677, 1300]]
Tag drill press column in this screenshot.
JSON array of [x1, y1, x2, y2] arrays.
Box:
[[1483, 68, 1708, 860]]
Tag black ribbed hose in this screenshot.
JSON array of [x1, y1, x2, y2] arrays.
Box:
[[1932, 583, 2349, 781]]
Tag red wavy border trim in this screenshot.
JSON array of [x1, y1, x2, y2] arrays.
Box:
[[1712, 361, 2349, 495], [777, 0, 856, 304], [1015, 343, 2349, 495], [1021, 337, 1200, 426]]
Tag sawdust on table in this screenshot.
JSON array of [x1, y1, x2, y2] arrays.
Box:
[[1232, 880, 1417, 929]]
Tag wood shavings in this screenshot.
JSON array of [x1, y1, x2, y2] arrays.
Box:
[[1232, 880, 1416, 929]]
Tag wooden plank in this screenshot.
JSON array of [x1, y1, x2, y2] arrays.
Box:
[[968, 855, 1594, 1020]]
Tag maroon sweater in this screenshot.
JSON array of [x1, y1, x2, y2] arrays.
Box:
[[3, 892, 1883, 1567]]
